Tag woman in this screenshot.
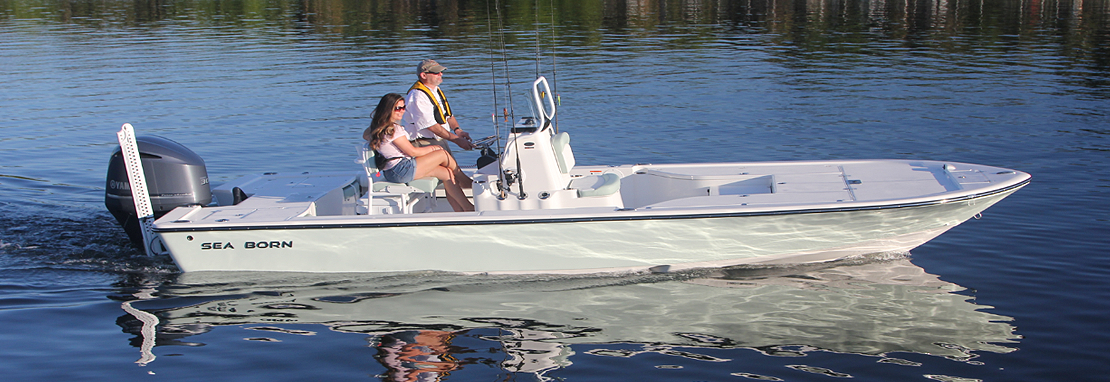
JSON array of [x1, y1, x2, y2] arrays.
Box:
[[363, 93, 474, 212]]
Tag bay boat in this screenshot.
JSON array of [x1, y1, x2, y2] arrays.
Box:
[[105, 77, 1029, 273]]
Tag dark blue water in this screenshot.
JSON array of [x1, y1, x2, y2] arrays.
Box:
[[2, 0, 1109, 380]]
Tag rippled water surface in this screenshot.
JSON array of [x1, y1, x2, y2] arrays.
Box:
[[2, 0, 1109, 381]]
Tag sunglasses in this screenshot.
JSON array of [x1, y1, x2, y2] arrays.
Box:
[[394, 105, 406, 111], [424, 71, 443, 75]]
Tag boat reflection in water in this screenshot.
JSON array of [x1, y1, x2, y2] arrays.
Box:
[[118, 256, 1017, 380]]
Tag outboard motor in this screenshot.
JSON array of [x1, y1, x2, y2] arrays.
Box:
[[105, 135, 211, 250]]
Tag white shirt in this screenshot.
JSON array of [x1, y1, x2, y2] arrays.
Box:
[[402, 87, 448, 139]]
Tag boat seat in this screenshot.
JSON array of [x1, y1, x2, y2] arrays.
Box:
[[570, 173, 621, 198], [355, 143, 438, 214], [371, 177, 439, 194], [552, 132, 575, 174], [554, 132, 620, 200]]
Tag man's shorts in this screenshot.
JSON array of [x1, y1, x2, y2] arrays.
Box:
[[412, 137, 451, 153]]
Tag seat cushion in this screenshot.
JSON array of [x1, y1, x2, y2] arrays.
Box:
[[572, 173, 621, 197], [552, 132, 573, 174], [370, 176, 439, 193], [371, 181, 406, 192], [407, 177, 440, 193]]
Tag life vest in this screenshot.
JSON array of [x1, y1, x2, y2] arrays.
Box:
[[409, 81, 453, 124]]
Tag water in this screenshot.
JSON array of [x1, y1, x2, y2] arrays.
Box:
[[1, 0, 1108, 380]]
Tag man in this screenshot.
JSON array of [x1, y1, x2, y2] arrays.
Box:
[[402, 59, 474, 151]]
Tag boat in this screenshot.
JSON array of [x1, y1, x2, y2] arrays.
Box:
[[105, 76, 1030, 273]]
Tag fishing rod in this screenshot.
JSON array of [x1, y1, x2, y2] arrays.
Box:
[[547, 0, 560, 133], [485, 1, 507, 200], [489, 0, 525, 200]]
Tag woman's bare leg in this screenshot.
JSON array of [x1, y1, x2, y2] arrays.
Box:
[[428, 166, 472, 212], [439, 151, 473, 189], [414, 152, 474, 212]]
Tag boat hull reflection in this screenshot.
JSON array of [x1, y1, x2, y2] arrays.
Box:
[[120, 257, 1018, 380]]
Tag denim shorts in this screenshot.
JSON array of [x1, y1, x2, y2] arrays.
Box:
[[382, 157, 415, 183]]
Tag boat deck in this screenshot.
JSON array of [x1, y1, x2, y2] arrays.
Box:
[[155, 159, 1027, 230]]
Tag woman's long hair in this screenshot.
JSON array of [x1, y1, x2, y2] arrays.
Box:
[[364, 93, 405, 150]]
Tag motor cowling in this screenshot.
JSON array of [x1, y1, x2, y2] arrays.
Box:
[[105, 135, 211, 250]]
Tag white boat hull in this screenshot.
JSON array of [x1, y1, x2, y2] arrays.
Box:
[[156, 176, 1023, 273]]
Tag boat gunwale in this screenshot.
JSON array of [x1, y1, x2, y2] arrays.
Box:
[[153, 177, 1029, 233]]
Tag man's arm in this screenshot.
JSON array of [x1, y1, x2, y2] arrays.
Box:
[[446, 116, 472, 141], [429, 116, 474, 150]]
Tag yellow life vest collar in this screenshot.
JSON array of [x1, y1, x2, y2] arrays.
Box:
[[409, 81, 452, 124]]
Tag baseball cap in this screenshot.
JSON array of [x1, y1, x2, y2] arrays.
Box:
[[417, 59, 447, 73]]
